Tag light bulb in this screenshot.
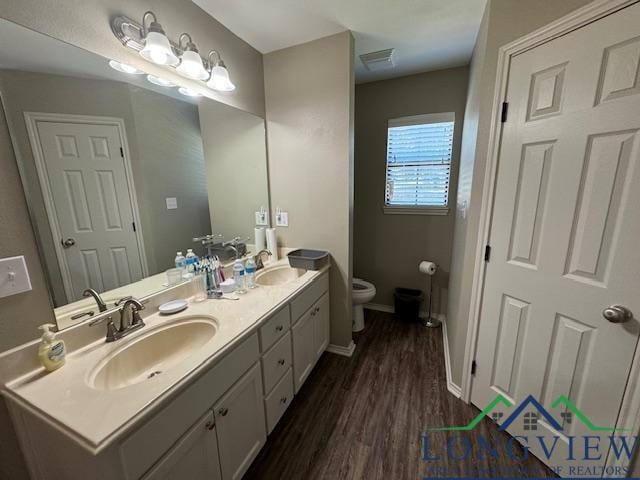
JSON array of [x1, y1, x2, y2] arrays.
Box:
[[207, 64, 235, 92], [176, 50, 209, 80], [140, 31, 178, 66]]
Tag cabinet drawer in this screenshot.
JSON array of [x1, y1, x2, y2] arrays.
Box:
[[120, 334, 259, 480], [264, 368, 294, 434], [290, 272, 329, 324], [259, 305, 290, 352], [261, 331, 292, 394]]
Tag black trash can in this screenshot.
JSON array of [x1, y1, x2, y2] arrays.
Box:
[[394, 287, 424, 321]]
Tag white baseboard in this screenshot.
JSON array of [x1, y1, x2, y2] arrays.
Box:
[[441, 318, 462, 398], [326, 340, 356, 357]]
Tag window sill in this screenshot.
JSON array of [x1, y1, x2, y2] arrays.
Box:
[[383, 206, 450, 216]]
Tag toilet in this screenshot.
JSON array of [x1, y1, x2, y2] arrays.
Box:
[[352, 278, 376, 332]]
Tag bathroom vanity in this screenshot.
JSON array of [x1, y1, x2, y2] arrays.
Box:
[[1, 261, 330, 480]]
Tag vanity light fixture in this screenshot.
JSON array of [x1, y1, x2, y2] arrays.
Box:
[[176, 33, 209, 80], [146, 75, 175, 87], [178, 86, 202, 97], [108, 60, 144, 75], [139, 11, 179, 66], [207, 51, 236, 92]]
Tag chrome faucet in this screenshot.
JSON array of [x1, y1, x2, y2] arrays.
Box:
[[223, 236, 244, 260], [254, 249, 272, 270], [89, 297, 145, 342], [82, 288, 107, 312]]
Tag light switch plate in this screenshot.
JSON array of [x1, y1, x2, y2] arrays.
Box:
[[275, 210, 289, 227], [0, 256, 32, 298], [166, 197, 178, 210], [255, 211, 269, 226]]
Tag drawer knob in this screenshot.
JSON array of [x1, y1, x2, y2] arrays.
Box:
[[218, 407, 229, 417], [280, 396, 287, 404], [278, 358, 286, 365], [276, 325, 284, 332], [315, 307, 320, 313]]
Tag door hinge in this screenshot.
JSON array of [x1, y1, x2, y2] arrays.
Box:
[[132, 221, 136, 232], [484, 245, 491, 262], [500, 102, 509, 123], [120, 146, 124, 157], [471, 360, 477, 376]]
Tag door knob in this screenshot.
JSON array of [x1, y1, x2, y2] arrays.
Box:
[[62, 238, 76, 248], [602, 305, 633, 323]]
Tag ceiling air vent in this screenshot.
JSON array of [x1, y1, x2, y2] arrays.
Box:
[[359, 48, 395, 71]]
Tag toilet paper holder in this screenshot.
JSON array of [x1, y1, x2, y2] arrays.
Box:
[[419, 260, 440, 328]]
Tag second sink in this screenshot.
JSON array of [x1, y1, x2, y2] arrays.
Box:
[[255, 265, 306, 286], [88, 316, 217, 391]]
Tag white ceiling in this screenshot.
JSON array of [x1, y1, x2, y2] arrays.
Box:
[[193, 0, 487, 83]]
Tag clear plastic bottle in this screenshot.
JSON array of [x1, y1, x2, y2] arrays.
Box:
[[174, 251, 186, 275], [245, 257, 257, 289], [185, 249, 198, 277], [233, 259, 246, 294]]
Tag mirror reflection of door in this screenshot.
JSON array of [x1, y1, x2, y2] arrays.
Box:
[[28, 115, 145, 303]]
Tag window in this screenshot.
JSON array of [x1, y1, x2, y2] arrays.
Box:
[[384, 112, 454, 215]]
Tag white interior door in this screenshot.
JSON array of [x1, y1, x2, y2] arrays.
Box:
[[472, 3, 640, 473], [34, 119, 143, 301]]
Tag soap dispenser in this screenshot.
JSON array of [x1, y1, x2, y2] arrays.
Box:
[[37, 324, 66, 372]]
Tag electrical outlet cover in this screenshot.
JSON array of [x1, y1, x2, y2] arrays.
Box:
[[276, 211, 289, 227], [255, 211, 269, 226]]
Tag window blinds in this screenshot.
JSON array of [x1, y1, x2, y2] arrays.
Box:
[[385, 116, 454, 208]]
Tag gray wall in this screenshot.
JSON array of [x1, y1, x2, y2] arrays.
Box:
[[264, 31, 355, 349], [0, 71, 211, 305], [0, 0, 265, 117], [446, 0, 595, 387], [128, 86, 211, 273], [354, 67, 469, 315], [199, 102, 269, 241]]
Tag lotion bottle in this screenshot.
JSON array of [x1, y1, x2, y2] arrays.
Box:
[[37, 324, 66, 372]]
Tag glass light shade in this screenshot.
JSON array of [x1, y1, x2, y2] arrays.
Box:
[[178, 87, 202, 97], [140, 31, 178, 66], [108, 60, 143, 74], [147, 75, 175, 87], [176, 50, 209, 80], [207, 65, 236, 91]]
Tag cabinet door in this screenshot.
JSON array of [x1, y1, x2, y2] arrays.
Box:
[[313, 292, 330, 361], [292, 307, 315, 393], [143, 411, 222, 480], [214, 363, 266, 480]]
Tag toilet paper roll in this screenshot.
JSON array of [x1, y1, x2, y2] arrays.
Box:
[[255, 227, 266, 252], [266, 228, 279, 261], [419, 260, 437, 276]]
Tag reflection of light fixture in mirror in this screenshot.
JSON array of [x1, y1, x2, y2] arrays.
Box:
[[178, 87, 202, 97], [139, 11, 178, 66], [108, 60, 144, 74], [207, 51, 236, 92], [176, 33, 209, 80], [147, 75, 175, 87]]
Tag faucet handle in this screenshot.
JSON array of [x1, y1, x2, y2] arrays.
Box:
[[115, 296, 132, 306]]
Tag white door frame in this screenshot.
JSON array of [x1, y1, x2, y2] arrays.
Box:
[[24, 112, 149, 302], [461, 0, 640, 467]]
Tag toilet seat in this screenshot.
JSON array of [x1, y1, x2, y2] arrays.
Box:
[[352, 278, 376, 303]]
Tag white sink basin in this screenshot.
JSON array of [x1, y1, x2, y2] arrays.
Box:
[[255, 266, 306, 286], [87, 316, 217, 391]]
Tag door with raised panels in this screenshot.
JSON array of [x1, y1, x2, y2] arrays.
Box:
[[34, 120, 144, 301], [472, 3, 640, 472], [214, 364, 266, 480]]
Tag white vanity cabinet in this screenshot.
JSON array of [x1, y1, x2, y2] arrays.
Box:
[[213, 364, 266, 480], [142, 412, 222, 480], [7, 270, 331, 480]]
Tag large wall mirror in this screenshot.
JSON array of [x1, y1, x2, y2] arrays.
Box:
[[0, 18, 270, 330]]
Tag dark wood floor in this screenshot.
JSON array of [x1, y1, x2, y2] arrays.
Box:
[[245, 310, 556, 479]]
